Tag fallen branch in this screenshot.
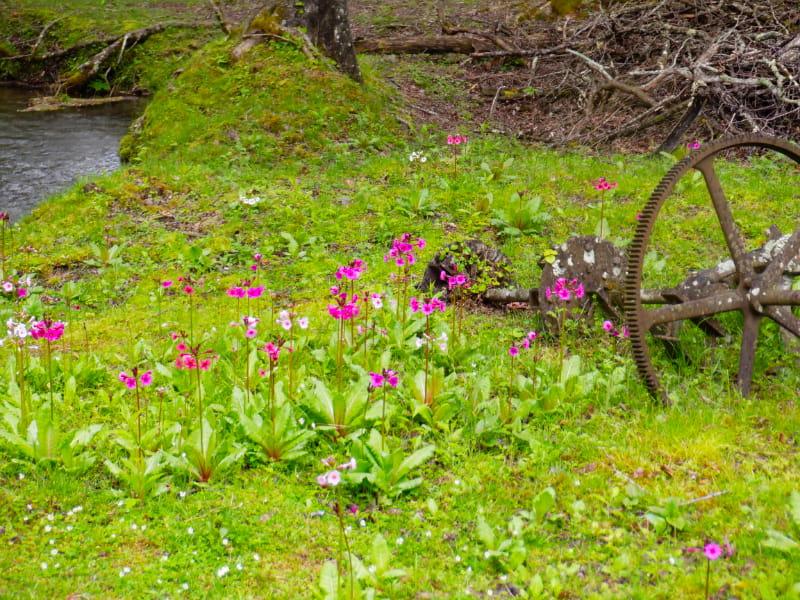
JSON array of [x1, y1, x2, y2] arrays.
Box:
[[58, 21, 210, 92]]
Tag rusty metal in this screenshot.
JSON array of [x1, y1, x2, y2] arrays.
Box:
[[624, 134, 800, 401]]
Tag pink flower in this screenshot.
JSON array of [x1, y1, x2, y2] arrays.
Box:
[[370, 293, 383, 309], [527, 331, 537, 340], [140, 370, 153, 386], [227, 287, 245, 298], [17, 288, 28, 298], [325, 470, 341, 486], [316, 474, 328, 487], [369, 372, 385, 388], [297, 316, 309, 329], [279, 319, 291, 330], [386, 370, 399, 387], [509, 346, 519, 356], [704, 543, 723, 561], [162, 280, 173, 288], [409, 297, 420, 313], [199, 359, 212, 370], [557, 288, 571, 301], [246, 329, 257, 338], [247, 286, 264, 298], [183, 285, 194, 295], [2, 281, 13, 293], [603, 320, 613, 332], [177, 342, 188, 352]]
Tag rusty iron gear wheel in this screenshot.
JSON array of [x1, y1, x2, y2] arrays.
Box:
[[624, 134, 800, 402]]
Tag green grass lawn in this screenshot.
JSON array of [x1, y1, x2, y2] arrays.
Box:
[[1, 9, 800, 599]]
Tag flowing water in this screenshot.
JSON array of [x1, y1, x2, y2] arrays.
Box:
[[0, 87, 143, 223]]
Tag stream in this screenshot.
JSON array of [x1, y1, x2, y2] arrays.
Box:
[[0, 87, 143, 223]]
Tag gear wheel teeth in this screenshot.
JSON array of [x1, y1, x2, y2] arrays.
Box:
[[624, 134, 800, 402]]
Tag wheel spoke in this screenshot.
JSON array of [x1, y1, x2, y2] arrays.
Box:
[[737, 311, 761, 397], [695, 157, 754, 283], [763, 306, 800, 337], [640, 290, 745, 330]]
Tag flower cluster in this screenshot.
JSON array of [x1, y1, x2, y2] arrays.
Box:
[[261, 341, 283, 362], [328, 287, 360, 320], [416, 331, 448, 352], [172, 334, 216, 370], [409, 151, 427, 163], [602, 320, 629, 338], [230, 315, 259, 338], [226, 284, 264, 299], [335, 259, 365, 281], [3, 316, 32, 343], [276, 310, 309, 331], [447, 134, 468, 145], [509, 331, 537, 356], [1, 276, 30, 298], [119, 368, 153, 389], [250, 253, 270, 273], [369, 369, 399, 389], [440, 268, 469, 291], [384, 234, 425, 267], [544, 278, 585, 302], [316, 456, 357, 488], [31, 319, 65, 342], [410, 296, 446, 315], [176, 275, 202, 295], [593, 177, 618, 191], [686, 539, 734, 560]]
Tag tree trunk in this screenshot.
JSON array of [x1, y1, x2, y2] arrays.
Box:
[[279, 0, 361, 83]]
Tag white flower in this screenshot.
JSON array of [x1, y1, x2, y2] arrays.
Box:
[[50, 549, 58, 556], [236, 562, 243, 571], [44, 525, 52, 533], [359, 519, 367, 527], [216, 565, 230, 578], [297, 316, 309, 329], [252, 553, 261, 561], [18, 473, 24, 480], [187, 526, 194, 535], [454, 554, 461, 563], [240, 195, 262, 206], [181, 583, 189, 590], [222, 538, 230, 546], [119, 566, 131, 577], [40, 562, 47, 570], [396, 537, 404, 545]]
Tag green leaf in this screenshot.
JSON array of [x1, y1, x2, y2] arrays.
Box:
[[761, 529, 799, 553], [476, 513, 496, 549], [789, 490, 800, 526]]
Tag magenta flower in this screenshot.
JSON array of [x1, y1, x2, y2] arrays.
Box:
[[31, 319, 65, 342], [246, 328, 257, 338], [183, 285, 194, 295], [162, 280, 173, 288], [593, 176, 618, 191], [335, 259, 365, 281], [369, 372, 385, 388], [603, 320, 613, 332], [509, 346, 519, 356], [227, 287, 245, 298], [247, 286, 264, 298], [140, 370, 153, 386], [703, 543, 723, 561]]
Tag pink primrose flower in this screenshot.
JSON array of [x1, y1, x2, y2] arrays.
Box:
[[140, 370, 153, 386], [704, 543, 723, 561], [369, 372, 385, 388], [247, 286, 264, 298]]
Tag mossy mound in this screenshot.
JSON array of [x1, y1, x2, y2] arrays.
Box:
[[120, 38, 404, 174]]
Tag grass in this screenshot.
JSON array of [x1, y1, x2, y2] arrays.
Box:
[[1, 5, 800, 599]]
